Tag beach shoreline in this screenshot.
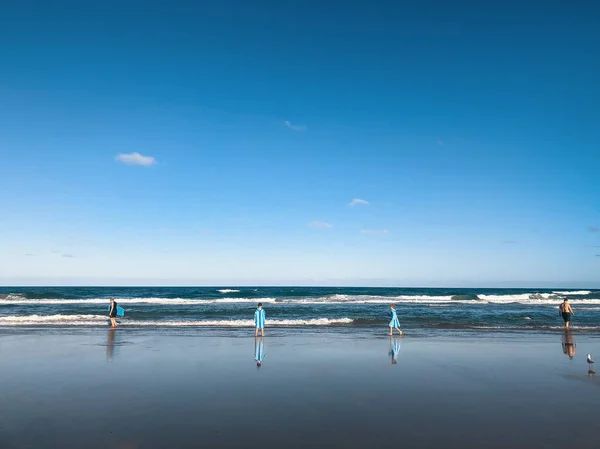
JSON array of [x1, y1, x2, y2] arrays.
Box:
[[1, 329, 599, 449]]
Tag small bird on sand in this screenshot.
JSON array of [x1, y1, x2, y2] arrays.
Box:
[[587, 354, 595, 375]]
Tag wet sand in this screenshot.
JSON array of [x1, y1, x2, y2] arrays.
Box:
[[1, 329, 599, 449]]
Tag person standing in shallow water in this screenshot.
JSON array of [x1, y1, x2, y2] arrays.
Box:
[[559, 298, 574, 328], [109, 297, 118, 328], [254, 302, 266, 337], [388, 304, 402, 336]]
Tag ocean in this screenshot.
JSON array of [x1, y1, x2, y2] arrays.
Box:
[[0, 287, 598, 333]]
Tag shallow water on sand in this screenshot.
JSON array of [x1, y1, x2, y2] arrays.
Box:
[[1, 330, 599, 449]]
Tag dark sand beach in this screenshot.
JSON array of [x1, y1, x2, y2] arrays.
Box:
[[1, 329, 600, 449]]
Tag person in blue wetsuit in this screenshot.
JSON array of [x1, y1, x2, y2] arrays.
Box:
[[389, 336, 402, 364], [255, 336, 265, 367], [254, 302, 266, 337], [388, 304, 402, 336]]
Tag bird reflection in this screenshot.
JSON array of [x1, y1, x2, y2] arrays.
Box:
[[389, 336, 402, 365], [255, 336, 265, 367], [561, 330, 576, 359], [107, 327, 117, 360]]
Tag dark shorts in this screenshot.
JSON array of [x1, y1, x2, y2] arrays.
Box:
[[562, 312, 571, 323]]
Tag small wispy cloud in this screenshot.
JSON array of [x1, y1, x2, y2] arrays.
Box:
[[361, 229, 389, 236], [349, 198, 370, 207], [116, 152, 156, 166], [503, 240, 517, 245], [24, 253, 35, 257], [62, 253, 76, 258], [437, 139, 445, 146], [284, 121, 306, 131], [589, 226, 599, 233], [308, 221, 333, 229]]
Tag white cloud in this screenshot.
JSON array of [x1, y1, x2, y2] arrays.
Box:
[[308, 221, 333, 229], [349, 198, 370, 207], [284, 121, 307, 131], [24, 253, 35, 257], [62, 253, 76, 258], [360, 229, 389, 236], [115, 152, 156, 166]]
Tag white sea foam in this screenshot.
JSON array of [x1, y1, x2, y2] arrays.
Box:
[[552, 290, 591, 295], [297, 294, 455, 304], [0, 315, 353, 327], [478, 293, 551, 301], [0, 297, 278, 305], [1, 293, 598, 307], [469, 325, 600, 331], [217, 289, 241, 294], [0, 314, 108, 325]]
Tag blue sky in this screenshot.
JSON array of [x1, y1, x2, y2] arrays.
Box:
[[1, 1, 599, 286]]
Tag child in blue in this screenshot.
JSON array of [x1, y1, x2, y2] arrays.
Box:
[[388, 304, 402, 336], [254, 302, 266, 337]]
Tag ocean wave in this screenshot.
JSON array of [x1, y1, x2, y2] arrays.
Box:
[[465, 325, 600, 331], [296, 294, 455, 304], [1, 293, 598, 307], [0, 314, 108, 325], [478, 293, 552, 301], [0, 297, 278, 305], [0, 315, 353, 327], [218, 289, 241, 294], [552, 290, 591, 295]]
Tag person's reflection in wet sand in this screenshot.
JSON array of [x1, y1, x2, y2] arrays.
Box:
[[561, 329, 576, 359], [255, 336, 265, 367], [389, 335, 402, 364], [107, 327, 117, 360]]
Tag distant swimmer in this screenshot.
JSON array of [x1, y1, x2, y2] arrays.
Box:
[[109, 297, 118, 328], [559, 298, 574, 328], [388, 304, 402, 336], [254, 302, 266, 337]]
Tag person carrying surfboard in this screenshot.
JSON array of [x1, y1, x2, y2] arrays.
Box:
[[109, 297, 118, 328]]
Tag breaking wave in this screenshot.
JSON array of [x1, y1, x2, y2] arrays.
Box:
[[0, 315, 354, 327]]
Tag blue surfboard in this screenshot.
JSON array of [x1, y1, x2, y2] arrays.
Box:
[[108, 305, 125, 317]]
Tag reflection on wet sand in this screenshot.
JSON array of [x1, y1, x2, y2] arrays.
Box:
[[561, 330, 576, 359], [389, 336, 402, 365], [107, 327, 117, 360], [255, 336, 265, 367]]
